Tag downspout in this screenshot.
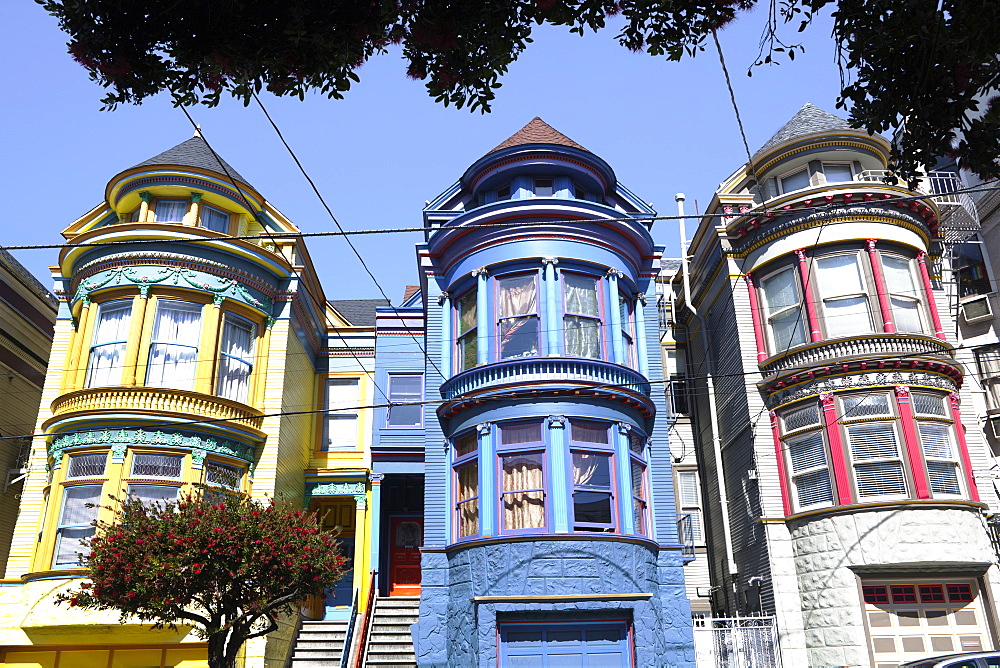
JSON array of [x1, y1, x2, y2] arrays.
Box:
[[676, 193, 738, 588]]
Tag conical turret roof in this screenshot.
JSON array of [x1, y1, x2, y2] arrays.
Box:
[[489, 117, 589, 154], [756, 103, 851, 155], [133, 135, 253, 187]]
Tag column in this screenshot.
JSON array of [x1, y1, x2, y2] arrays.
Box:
[[769, 412, 793, 516], [950, 392, 981, 501], [138, 191, 152, 222], [542, 258, 560, 356], [63, 300, 91, 391], [607, 269, 624, 364], [821, 392, 854, 505], [189, 192, 203, 226], [121, 294, 149, 386], [794, 248, 823, 342], [895, 386, 930, 499], [352, 494, 368, 601], [744, 274, 769, 364], [916, 251, 946, 339], [439, 292, 452, 378], [615, 423, 635, 534], [866, 239, 896, 333], [194, 300, 222, 394], [473, 267, 489, 365], [368, 473, 384, 579], [72, 297, 99, 389], [634, 293, 649, 377], [477, 422, 495, 536], [546, 416, 570, 533]]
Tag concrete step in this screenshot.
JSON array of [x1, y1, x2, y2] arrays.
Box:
[[365, 633, 412, 643], [296, 634, 347, 642], [371, 624, 415, 634], [368, 643, 416, 653], [290, 660, 343, 668], [293, 644, 344, 656], [367, 655, 417, 663]]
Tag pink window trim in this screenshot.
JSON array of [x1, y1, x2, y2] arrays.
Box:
[[917, 251, 947, 339], [895, 386, 931, 499], [950, 392, 981, 501], [794, 249, 823, 342], [770, 411, 793, 516], [866, 239, 896, 333], [821, 393, 853, 504], [744, 274, 769, 364]]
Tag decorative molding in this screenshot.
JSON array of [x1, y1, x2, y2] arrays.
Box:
[[894, 385, 910, 398], [769, 370, 958, 409], [190, 192, 203, 203], [793, 248, 807, 262], [476, 422, 493, 435], [547, 415, 567, 428], [49, 428, 256, 463], [866, 238, 878, 252], [308, 481, 366, 497], [617, 421, 632, 434], [471, 267, 489, 278], [438, 291, 450, 305], [139, 191, 153, 202], [110, 442, 127, 463], [605, 268, 624, 279], [368, 472, 385, 483], [635, 293, 647, 306], [191, 448, 207, 469]]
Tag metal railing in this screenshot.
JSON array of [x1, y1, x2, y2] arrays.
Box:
[[856, 169, 979, 232], [693, 616, 782, 668], [340, 588, 359, 668]]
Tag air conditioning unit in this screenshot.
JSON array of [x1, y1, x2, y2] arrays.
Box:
[[961, 294, 994, 324]]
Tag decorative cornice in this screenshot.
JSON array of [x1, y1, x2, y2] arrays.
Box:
[[49, 428, 256, 463]]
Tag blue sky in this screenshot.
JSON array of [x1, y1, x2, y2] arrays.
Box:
[[2, 3, 847, 300]]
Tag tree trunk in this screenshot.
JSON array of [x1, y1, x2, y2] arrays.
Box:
[[207, 631, 238, 668]]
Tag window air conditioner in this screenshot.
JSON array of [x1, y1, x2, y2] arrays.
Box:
[[961, 294, 994, 324]]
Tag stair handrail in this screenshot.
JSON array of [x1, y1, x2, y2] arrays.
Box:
[[339, 587, 360, 668], [352, 569, 379, 668]]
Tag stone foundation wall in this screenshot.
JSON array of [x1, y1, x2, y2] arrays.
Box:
[[412, 538, 694, 667]]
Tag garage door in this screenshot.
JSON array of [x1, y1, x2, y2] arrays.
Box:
[[499, 621, 632, 667], [862, 578, 993, 668]]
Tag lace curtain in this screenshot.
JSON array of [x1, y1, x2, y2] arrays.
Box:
[[217, 316, 255, 402], [146, 302, 202, 390], [501, 453, 544, 530], [498, 276, 538, 358], [86, 301, 132, 387], [564, 274, 600, 358]]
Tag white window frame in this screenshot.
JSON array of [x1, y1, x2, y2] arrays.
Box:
[[777, 166, 811, 194], [759, 266, 807, 353], [200, 204, 231, 233], [815, 252, 875, 338], [217, 313, 256, 403], [841, 394, 908, 500], [324, 377, 361, 450], [85, 300, 133, 388], [676, 469, 703, 543], [386, 373, 423, 428], [880, 253, 926, 334]]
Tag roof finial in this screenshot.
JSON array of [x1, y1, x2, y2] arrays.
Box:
[[193, 124, 202, 138]]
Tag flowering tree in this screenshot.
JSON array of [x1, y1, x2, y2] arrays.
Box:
[[34, 0, 1000, 182], [57, 493, 347, 668]]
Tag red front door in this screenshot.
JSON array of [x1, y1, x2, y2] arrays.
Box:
[[388, 516, 423, 596]]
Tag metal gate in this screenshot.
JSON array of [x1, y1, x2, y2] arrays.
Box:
[[692, 616, 781, 668]]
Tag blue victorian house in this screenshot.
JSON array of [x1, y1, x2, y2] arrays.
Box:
[[387, 118, 696, 667]]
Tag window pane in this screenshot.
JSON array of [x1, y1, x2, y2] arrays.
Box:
[[571, 421, 609, 444], [572, 452, 611, 488], [918, 422, 954, 459], [67, 453, 106, 478], [154, 200, 187, 223], [217, 316, 255, 402], [843, 394, 892, 418], [787, 431, 827, 473], [387, 375, 422, 427], [201, 205, 229, 232], [573, 491, 613, 525], [761, 268, 799, 315], [498, 275, 537, 317], [783, 402, 821, 432], [55, 526, 95, 566], [459, 332, 477, 371], [564, 274, 600, 317], [817, 255, 866, 295], [780, 168, 811, 193], [823, 295, 873, 338], [458, 292, 477, 334], [205, 461, 241, 489], [534, 179, 554, 197], [912, 393, 947, 417], [770, 308, 807, 350], [500, 422, 542, 445], [59, 486, 102, 525], [855, 461, 907, 497], [564, 315, 600, 358], [454, 432, 477, 458], [823, 163, 854, 183], [890, 296, 923, 333], [127, 484, 179, 507], [500, 316, 539, 359], [795, 469, 833, 508], [677, 470, 699, 506], [927, 462, 961, 495], [457, 463, 478, 537], [882, 255, 916, 294], [86, 301, 132, 387], [146, 302, 202, 390], [131, 453, 183, 478], [848, 422, 899, 460], [501, 453, 545, 530], [326, 416, 358, 450]]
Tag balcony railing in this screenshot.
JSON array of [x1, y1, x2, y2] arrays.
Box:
[[761, 334, 954, 375], [440, 357, 650, 400], [857, 169, 979, 238], [51, 386, 264, 431]]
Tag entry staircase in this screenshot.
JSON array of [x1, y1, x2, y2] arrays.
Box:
[[289, 620, 350, 668], [361, 596, 419, 667]]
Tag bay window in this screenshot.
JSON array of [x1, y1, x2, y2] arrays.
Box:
[[570, 421, 615, 532], [913, 393, 962, 496], [146, 301, 202, 390], [845, 419, 907, 499], [881, 255, 924, 333], [815, 254, 874, 338], [760, 267, 807, 351], [563, 273, 602, 359], [54, 485, 102, 567], [630, 433, 649, 536], [456, 291, 478, 372], [497, 274, 539, 359], [217, 314, 255, 403], [86, 300, 133, 388], [205, 460, 242, 490], [781, 402, 834, 510], [201, 205, 230, 233], [128, 452, 183, 507]]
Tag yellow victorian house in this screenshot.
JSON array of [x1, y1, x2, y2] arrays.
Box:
[[0, 135, 378, 668]]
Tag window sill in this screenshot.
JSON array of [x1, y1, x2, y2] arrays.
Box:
[[439, 532, 658, 553]]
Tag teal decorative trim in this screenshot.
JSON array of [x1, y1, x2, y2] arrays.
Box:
[[304, 481, 367, 506], [74, 265, 271, 311], [110, 442, 127, 463], [140, 191, 153, 202], [190, 192, 203, 203], [49, 429, 256, 464], [266, 316, 276, 330], [191, 448, 207, 469]]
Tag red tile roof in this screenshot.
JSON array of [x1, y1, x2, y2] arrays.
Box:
[[489, 117, 589, 154]]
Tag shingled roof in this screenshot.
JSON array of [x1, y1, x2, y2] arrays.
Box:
[[756, 103, 852, 155], [133, 135, 253, 187], [328, 299, 391, 327], [489, 117, 589, 154]]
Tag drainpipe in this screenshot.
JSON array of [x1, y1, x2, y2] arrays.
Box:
[[676, 193, 738, 587]]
